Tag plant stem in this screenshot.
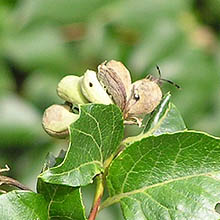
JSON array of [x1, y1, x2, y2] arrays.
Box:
[[88, 174, 104, 220], [0, 176, 32, 191]]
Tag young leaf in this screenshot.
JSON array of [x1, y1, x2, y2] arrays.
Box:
[[39, 104, 124, 187], [142, 93, 186, 135], [0, 191, 48, 220], [105, 131, 220, 220]]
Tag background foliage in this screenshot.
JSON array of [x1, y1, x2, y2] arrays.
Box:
[[0, 0, 220, 219]]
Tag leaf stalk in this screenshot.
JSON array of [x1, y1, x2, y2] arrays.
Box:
[[88, 174, 104, 220]]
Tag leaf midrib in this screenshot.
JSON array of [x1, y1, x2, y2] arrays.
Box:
[[102, 171, 220, 209]]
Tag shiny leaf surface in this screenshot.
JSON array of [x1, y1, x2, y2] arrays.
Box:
[[143, 93, 186, 135], [38, 180, 86, 220], [39, 104, 124, 187], [0, 191, 48, 220], [106, 131, 220, 220], [37, 150, 87, 220]]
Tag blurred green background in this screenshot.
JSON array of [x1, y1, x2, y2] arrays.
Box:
[[0, 0, 220, 219]]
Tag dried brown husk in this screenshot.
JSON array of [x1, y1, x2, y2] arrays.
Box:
[[42, 104, 79, 138], [125, 75, 162, 118], [97, 60, 131, 111]]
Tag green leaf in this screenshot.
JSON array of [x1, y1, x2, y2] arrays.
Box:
[[142, 93, 186, 135], [36, 150, 87, 220], [0, 191, 48, 220], [39, 104, 124, 187], [37, 180, 87, 220], [105, 131, 220, 220], [41, 149, 67, 171]]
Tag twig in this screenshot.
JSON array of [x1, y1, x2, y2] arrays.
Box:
[[0, 165, 32, 192], [0, 164, 10, 173], [88, 174, 104, 220], [0, 176, 32, 191], [0, 189, 7, 194], [88, 194, 102, 220]]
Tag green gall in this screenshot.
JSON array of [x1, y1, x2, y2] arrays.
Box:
[[57, 75, 89, 104], [80, 70, 113, 104]]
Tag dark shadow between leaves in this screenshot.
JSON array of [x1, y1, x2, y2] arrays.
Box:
[[215, 203, 220, 214]]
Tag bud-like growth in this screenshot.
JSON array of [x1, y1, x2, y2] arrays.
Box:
[[125, 78, 162, 118], [42, 104, 79, 138], [97, 60, 132, 111], [80, 70, 113, 104], [57, 75, 89, 104]]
